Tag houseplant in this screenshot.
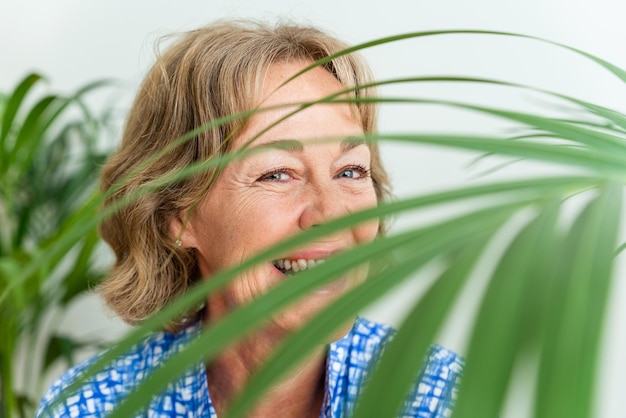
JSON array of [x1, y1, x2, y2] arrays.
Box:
[[31, 30, 626, 417], [0, 74, 113, 418]]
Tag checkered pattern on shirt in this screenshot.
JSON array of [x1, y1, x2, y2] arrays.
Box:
[[36, 317, 463, 418]]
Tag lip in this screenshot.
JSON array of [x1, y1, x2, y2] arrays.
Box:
[[269, 254, 350, 294], [277, 247, 344, 261], [271, 247, 346, 277], [271, 259, 323, 275], [270, 260, 349, 295]]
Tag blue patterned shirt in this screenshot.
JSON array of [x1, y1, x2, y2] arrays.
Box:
[[36, 317, 463, 417]]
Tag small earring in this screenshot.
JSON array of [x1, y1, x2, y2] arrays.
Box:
[[175, 239, 182, 247]]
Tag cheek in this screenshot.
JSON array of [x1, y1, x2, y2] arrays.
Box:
[[355, 218, 379, 244], [189, 195, 260, 269], [232, 195, 299, 249], [351, 188, 380, 243]]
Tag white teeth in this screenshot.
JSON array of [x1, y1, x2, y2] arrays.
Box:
[[273, 258, 325, 274]]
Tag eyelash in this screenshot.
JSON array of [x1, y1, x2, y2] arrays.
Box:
[[258, 164, 371, 182], [258, 167, 292, 182], [339, 164, 371, 179]]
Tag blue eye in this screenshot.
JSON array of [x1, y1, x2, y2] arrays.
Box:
[[338, 165, 370, 179], [339, 170, 358, 178], [259, 169, 292, 182]]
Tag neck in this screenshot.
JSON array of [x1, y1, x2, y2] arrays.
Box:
[[204, 319, 327, 418]]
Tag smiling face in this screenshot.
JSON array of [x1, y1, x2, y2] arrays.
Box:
[[171, 61, 379, 331]]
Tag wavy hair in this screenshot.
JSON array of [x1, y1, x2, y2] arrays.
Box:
[[98, 20, 391, 330]]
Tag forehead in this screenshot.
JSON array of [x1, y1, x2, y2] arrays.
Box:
[[232, 60, 364, 150], [249, 137, 369, 154], [260, 61, 347, 102]]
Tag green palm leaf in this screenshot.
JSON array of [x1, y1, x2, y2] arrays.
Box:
[[27, 28, 626, 418], [108, 199, 528, 418], [535, 183, 622, 418], [225, 205, 515, 418], [453, 200, 561, 416]]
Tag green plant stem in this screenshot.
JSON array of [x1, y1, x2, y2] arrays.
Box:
[[0, 316, 17, 418]]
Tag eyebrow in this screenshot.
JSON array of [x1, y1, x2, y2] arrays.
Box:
[[253, 137, 367, 153]]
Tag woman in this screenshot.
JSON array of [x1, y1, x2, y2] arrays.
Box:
[[36, 20, 463, 417]]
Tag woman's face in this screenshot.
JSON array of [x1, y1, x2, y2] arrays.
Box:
[[174, 61, 379, 331]]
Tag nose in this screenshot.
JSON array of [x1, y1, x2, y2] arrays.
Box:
[[298, 181, 350, 230]]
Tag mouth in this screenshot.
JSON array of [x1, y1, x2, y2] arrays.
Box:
[[272, 258, 326, 276]]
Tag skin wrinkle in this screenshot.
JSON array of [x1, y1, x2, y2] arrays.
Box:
[[98, 22, 391, 333], [169, 60, 379, 417]]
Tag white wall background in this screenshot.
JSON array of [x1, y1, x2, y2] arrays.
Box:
[[3, 1, 626, 416]]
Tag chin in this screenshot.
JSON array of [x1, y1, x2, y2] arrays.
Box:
[[273, 279, 360, 341]]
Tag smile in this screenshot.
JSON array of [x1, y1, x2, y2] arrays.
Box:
[[272, 258, 326, 275]]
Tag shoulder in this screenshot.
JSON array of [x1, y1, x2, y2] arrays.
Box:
[[350, 317, 464, 370], [35, 324, 201, 418], [407, 344, 464, 417], [329, 316, 394, 369], [352, 317, 465, 417], [349, 316, 395, 349]]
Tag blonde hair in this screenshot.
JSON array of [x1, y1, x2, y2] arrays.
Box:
[[98, 20, 391, 329]]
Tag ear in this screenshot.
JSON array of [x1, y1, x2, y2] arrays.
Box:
[[169, 212, 199, 249]]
